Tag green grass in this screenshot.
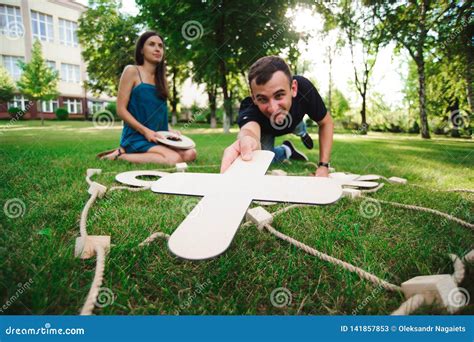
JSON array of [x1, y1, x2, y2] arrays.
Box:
[[0, 120, 473, 315]]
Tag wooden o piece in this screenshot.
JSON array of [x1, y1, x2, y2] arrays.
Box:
[[156, 131, 196, 150], [151, 150, 343, 260], [115, 170, 169, 187]]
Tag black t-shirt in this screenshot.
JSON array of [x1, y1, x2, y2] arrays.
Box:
[[237, 75, 327, 136]]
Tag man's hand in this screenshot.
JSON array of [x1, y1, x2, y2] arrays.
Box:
[[315, 166, 329, 177], [220, 135, 260, 173]]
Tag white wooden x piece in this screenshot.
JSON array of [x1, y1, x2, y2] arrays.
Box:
[[151, 150, 343, 260]]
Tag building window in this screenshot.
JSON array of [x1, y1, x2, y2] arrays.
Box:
[[64, 98, 82, 114], [46, 60, 56, 70], [0, 5, 23, 38], [88, 100, 105, 114], [2, 55, 24, 80], [8, 95, 29, 111], [59, 18, 78, 47], [61, 63, 80, 83], [31, 11, 53, 42], [42, 99, 58, 113]]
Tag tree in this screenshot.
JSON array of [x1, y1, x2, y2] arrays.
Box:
[[137, 0, 302, 133], [336, 0, 381, 134], [16, 40, 59, 125], [78, 0, 139, 97], [0, 65, 15, 104]]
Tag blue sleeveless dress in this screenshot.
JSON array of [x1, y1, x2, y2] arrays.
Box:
[[120, 76, 169, 153]]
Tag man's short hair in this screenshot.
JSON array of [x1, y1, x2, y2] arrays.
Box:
[[248, 56, 292, 86]]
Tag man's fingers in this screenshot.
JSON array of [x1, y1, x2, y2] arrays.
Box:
[[220, 146, 239, 173], [240, 138, 254, 161]]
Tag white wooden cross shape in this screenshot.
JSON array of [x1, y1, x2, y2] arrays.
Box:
[[151, 150, 343, 260]]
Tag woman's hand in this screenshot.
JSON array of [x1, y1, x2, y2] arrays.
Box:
[[169, 128, 182, 136], [144, 129, 165, 143]]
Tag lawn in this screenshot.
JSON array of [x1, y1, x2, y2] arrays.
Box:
[[0, 120, 473, 315]]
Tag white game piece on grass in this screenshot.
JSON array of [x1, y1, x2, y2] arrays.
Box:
[[329, 172, 380, 189], [156, 131, 195, 150], [342, 188, 362, 199], [115, 170, 169, 187], [151, 150, 343, 260], [74, 235, 111, 259], [401, 274, 460, 313], [355, 174, 381, 181], [176, 162, 188, 172], [87, 168, 102, 178], [88, 182, 107, 198], [388, 176, 407, 184], [246, 206, 273, 230]]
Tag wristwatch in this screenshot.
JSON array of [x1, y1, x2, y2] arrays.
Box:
[[318, 162, 330, 168]]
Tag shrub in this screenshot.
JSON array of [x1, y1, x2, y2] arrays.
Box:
[[55, 107, 69, 120], [7, 107, 23, 120]]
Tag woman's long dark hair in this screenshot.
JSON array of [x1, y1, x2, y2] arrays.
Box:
[[134, 31, 169, 99]]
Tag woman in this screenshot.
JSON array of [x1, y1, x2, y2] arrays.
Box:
[[98, 31, 197, 164]]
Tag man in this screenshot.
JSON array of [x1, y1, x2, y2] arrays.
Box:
[[220, 56, 334, 177]]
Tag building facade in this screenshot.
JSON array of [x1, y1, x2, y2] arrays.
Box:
[[0, 0, 113, 119]]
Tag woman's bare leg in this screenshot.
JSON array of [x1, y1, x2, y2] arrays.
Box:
[[176, 148, 197, 162], [118, 145, 183, 165]]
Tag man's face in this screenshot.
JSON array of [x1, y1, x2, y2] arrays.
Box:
[[250, 71, 297, 126]]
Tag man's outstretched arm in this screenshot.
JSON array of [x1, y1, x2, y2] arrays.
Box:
[[315, 113, 334, 177], [220, 121, 261, 173]]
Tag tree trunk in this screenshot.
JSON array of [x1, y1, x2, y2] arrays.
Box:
[[37, 101, 44, 126], [208, 90, 217, 128], [465, 37, 474, 116], [417, 59, 430, 139], [219, 60, 231, 133], [327, 47, 332, 113], [171, 66, 178, 125], [417, 0, 430, 139], [449, 99, 461, 137], [360, 93, 367, 134]]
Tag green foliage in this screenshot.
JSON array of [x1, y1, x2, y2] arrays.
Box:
[[105, 101, 119, 119], [78, 0, 139, 97], [16, 40, 59, 102], [7, 107, 23, 120], [55, 107, 69, 121], [328, 88, 350, 120], [0, 65, 15, 103]]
